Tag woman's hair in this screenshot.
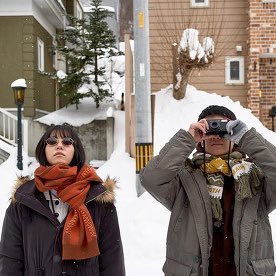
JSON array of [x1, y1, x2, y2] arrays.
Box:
[[35, 124, 85, 170]]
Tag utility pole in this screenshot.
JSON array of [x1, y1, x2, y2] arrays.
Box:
[[133, 0, 153, 196]]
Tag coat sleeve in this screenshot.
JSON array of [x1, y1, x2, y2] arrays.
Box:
[[98, 203, 125, 276], [239, 128, 276, 212], [0, 203, 24, 275], [140, 129, 196, 211]]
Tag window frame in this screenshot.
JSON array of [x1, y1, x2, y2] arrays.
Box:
[[37, 37, 45, 72], [190, 0, 210, 8], [225, 56, 245, 85]]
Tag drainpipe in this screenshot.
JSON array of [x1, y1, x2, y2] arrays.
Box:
[[133, 0, 153, 196]]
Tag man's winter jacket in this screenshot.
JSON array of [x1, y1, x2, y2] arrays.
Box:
[[0, 178, 125, 276], [140, 128, 276, 276]]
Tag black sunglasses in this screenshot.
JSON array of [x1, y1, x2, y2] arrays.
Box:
[[45, 137, 74, 146]]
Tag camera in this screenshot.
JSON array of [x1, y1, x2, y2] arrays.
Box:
[[206, 119, 228, 136]]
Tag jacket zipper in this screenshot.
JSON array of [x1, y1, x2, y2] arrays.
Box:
[[85, 190, 107, 205], [189, 171, 211, 272], [238, 198, 248, 276]]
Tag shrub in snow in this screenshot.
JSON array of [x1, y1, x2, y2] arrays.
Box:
[[173, 28, 214, 100]]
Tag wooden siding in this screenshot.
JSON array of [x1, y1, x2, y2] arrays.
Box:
[[33, 18, 56, 112], [0, 16, 57, 116], [0, 17, 26, 108], [148, 0, 249, 107], [65, 0, 74, 16]]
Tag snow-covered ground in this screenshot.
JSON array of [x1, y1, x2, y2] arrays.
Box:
[[1, 84, 276, 275]]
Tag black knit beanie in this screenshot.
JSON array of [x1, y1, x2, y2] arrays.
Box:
[[198, 105, 236, 121]]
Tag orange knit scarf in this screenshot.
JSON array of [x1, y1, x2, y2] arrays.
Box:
[[34, 163, 103, 260]]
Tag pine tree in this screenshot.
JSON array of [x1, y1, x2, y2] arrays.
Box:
[[55, 0, 120, 108]]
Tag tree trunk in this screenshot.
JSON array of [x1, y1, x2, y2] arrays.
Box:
[[173, 70, 190, 100], [172, 44, 190, 100]]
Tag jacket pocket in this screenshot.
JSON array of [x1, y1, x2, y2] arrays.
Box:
[[163, 258, 192, 276], [251, 259, 276, 276]]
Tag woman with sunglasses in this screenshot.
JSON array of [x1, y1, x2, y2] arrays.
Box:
[[0, 124, 125, 276]]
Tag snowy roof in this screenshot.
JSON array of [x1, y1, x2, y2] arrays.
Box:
[[83, 5, 115, 13], [35, 98, 116, 127]]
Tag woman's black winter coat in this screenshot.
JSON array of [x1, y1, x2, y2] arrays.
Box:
[[0, 177, 125, 276]]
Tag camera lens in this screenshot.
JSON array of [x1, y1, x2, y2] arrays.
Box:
[[210, 121, 219, 129]]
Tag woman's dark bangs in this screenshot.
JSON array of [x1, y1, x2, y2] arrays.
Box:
[[49, 125, 73, 139]]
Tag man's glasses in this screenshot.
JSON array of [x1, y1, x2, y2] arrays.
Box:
[[45, 137, 74, 146]]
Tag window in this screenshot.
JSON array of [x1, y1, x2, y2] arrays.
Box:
[[225, 56, 244, 85], [190, 0, 209, 8], [37, 38, 44, 71]]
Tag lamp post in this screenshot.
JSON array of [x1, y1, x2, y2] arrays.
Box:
[[11, 79, 26, 170]]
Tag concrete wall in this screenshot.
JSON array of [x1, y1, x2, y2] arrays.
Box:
[[0, 149, 9, 165], [72, 120, 107, 161], [26, 118, 114, 162]]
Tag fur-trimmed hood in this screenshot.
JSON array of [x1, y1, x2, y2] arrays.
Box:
[[11, 176, 117, 204]]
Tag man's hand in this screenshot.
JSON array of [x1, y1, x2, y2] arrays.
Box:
[[224, 119, 248, 144], [188, 119, 209, 143]]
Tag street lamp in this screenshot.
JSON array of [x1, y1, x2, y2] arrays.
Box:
[[11, 79, 26, 170]]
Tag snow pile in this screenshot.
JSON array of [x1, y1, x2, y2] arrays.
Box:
[[154, 84, 274, 154]]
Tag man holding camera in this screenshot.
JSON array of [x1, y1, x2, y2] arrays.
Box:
[[140, 105, 276, 276]]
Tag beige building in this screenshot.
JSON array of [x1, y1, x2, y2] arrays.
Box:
[[148, 0, 276, 129]]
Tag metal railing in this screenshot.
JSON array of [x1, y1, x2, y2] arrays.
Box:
[[0, 107, 28, 153]]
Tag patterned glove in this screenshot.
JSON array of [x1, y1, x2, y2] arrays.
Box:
[[224, 119, 248, 144]]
